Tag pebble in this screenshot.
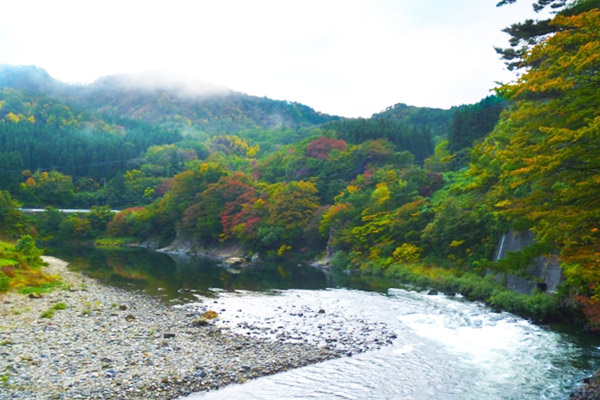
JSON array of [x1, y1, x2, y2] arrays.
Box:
[[0, 256, 396, 400]]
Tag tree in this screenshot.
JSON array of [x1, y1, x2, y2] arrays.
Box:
[[180, 172, 257, 243], [447, 96, 506, 152], [305, 137, 347, 160], [161, 162, 229, 217], [15, 234, 43, 266], [474, 9, 600, 305], [495, 0, 600, 70], [59, 214, 93, 239], [263, 181, 320, 245], [0, 190, 24, 237], [35, 207, 65, 240], [87, 205, 115, 233], [19, 170, 75, 206]]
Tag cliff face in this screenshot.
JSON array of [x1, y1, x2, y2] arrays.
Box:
[[493, 230, 563, 295]]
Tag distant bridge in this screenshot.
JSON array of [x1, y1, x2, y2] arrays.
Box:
[[19, 208, 121, 214]]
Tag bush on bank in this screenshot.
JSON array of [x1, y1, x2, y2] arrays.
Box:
[[329, 251, 561, 323]]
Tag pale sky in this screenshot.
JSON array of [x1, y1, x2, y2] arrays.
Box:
[[0, 0, 547, 117]]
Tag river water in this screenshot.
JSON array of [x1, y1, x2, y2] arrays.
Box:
[[46, 246, 600, 399]]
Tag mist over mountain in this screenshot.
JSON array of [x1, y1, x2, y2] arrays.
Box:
[[0, 65, 338, 133], [0, 63, 473, 184], [88, 72, 232, 98], [0, 65, 71, 94]]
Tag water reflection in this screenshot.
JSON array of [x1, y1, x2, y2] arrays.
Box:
[[44, 245, 600, 399], [44, 246, 332, 301]]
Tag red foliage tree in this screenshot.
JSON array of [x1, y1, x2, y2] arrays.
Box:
[[305, 137, 347, 160]]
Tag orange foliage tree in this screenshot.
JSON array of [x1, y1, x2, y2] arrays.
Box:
[[471, 9, 600, 320]]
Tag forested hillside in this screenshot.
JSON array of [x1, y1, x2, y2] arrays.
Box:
[[0, 65, 452, 208], [371, 102, 456, 139], [0, 0, 598, 328], [0, 66, 337, 134]]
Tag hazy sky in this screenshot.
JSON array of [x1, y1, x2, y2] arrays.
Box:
[[0, 0, 546, 117]]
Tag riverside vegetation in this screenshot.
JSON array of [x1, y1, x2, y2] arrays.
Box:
[[0, 0, 599, 340], [0, 1, 600, 398]]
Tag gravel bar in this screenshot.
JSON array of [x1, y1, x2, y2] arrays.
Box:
[[0, 257, 391, 400]]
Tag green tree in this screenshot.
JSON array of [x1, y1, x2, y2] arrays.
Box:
[[87, 206, 115, 233], [35, 207, 65, 240], [19, 170, 75, 206], [473, 9, 600, 307], [495, 0, 600, 69], [0, 190, 24, 237], [59, 214, 93, 239], [15, 234, 43, 266], [447, 96, 505, 152]]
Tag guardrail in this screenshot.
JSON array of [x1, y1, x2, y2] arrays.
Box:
[[19, 208, 121, 214]]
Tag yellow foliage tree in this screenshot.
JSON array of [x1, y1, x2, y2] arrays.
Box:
[[472, 10, 600, 305]]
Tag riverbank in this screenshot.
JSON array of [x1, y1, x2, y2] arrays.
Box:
[[325, 251, 564, 324], [0, 256, 387, 399]]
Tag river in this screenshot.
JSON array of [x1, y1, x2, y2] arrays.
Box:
[[45, 246, 600, 399]]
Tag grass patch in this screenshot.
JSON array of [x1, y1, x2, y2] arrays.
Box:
[[40, 302, 68, 318], [51, 302, 67, 311], [94, 237, 137, 248], [17, 281, 62, 295], [0, 238, 56, 294], [0, 258, 17, 267]]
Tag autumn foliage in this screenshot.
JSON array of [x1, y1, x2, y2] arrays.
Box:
[[470, 9, 600, 323], [305, 137, 347, 159], [4, 2, 595, 328]]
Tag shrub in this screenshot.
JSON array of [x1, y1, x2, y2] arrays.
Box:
[[456, 273, 499, 301], [0, 272, 9, 292], [488, 289, 560, 322], [383, 261, 561, 323], [393, 243, 423, 264], [52, 302, 67, 311], [330, 251, 351, 272], [15, 235, 43, 267], [17, 282, 61, 295]]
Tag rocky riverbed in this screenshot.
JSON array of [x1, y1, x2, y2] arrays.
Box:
[[0, 257, 394, 400], [571, 372, 600, 400]]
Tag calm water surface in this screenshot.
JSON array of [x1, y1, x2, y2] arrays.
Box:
[[46, 246, 600, 399]]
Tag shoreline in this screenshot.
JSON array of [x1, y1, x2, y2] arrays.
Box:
[[4, 256, 591, 399], [0, 256, 356, 399]]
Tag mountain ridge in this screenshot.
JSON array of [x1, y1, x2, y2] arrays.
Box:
[[0, 64, 460, 135], [0, 65, 338, 132]]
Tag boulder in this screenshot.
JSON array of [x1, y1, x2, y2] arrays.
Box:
[[223, 257, 246, 267], [193, 318, 210, 327]]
